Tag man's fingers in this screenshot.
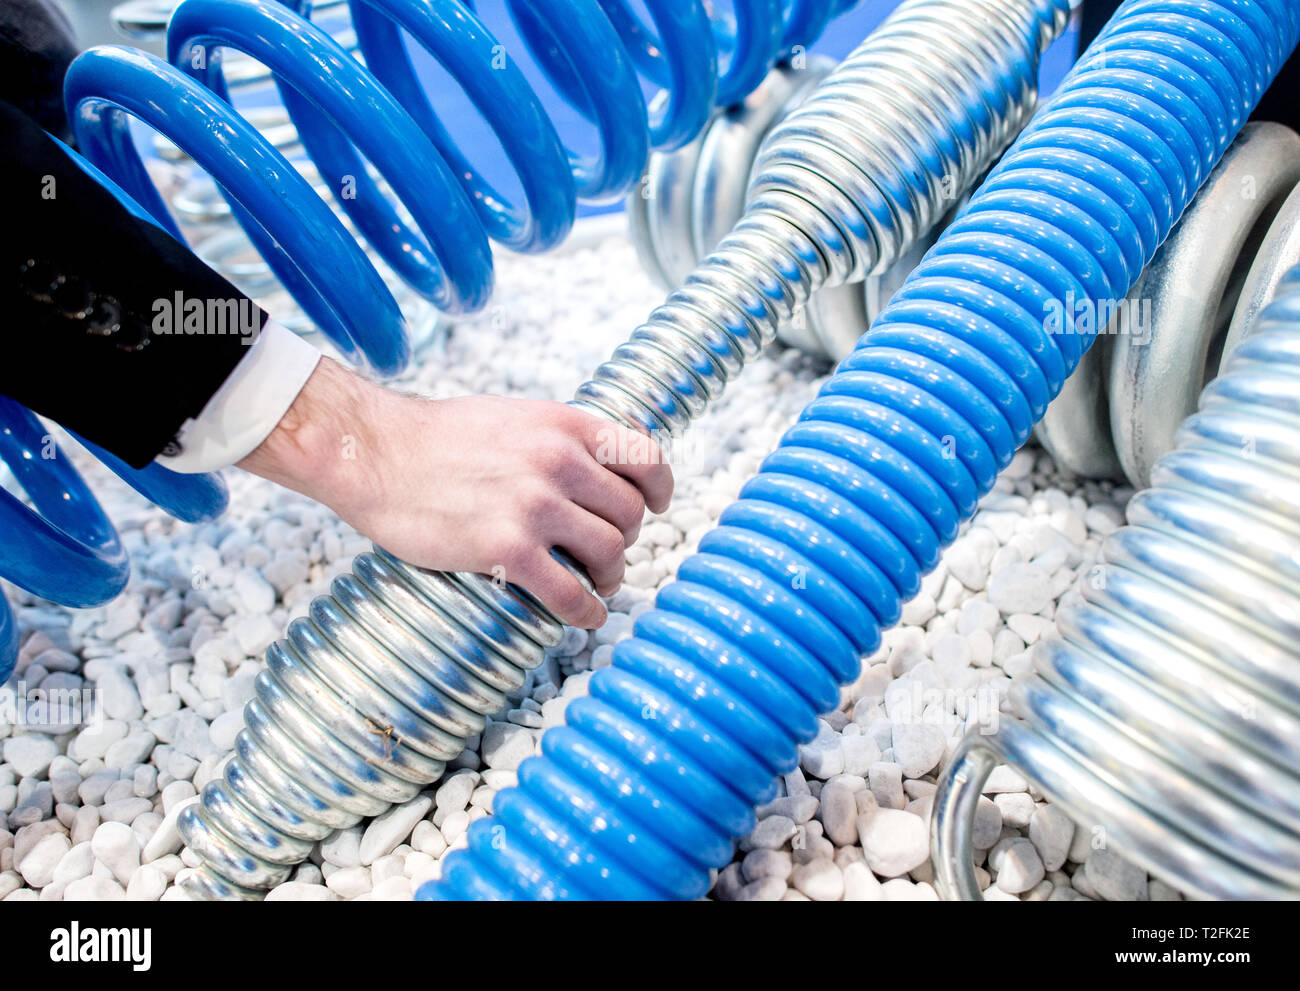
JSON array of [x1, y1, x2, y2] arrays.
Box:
[[582, 420, 675, 514], [564, 460, 647, 546], [548, 504, 627, 597], [512, 552, 607, 629]]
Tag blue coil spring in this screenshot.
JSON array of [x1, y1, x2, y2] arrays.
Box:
[[425, 0, 1300, 900], [64, 0, 858, 375], [2, 0, 856, 676]]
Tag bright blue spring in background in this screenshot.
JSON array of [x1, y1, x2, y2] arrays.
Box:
[[426, 0, 1300, 900], [1, 0, 859, 681], [63, 0, 862, 375]]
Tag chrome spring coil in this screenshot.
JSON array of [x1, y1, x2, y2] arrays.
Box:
[[627, 58, 956, 363], [934, 260, 1300, 901], [1037, 121, 1300, 487], [630, 0, 1056, 361], [177, 0, 1072, 899]]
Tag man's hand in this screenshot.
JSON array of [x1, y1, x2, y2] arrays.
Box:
[[238, 358, 673, 628]]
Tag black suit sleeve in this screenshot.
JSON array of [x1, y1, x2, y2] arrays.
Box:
[[1, 97, 268, 469]]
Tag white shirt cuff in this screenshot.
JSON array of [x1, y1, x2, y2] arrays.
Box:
[[156, 319, 321, 474]]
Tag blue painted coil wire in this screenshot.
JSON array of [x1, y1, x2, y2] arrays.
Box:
[[427, 0, 1300, 900], [63, 0, 858, 375], [2, 0, 854, 676]]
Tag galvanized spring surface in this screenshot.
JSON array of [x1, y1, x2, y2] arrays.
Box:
[[627, 58, 955, 363], [627, 0, 1054, 362], [1037, 121, 1300, 487], [934, 260, 1300, 900], [177, 0, 1071, 899]]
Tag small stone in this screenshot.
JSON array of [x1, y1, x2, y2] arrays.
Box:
[[63, 876, 127, 900], [127, 865, 167, 901], [819, 776, 863, 846], [741, 849, 792, 883], [481, 722, 534, 771], [372, 876, 413, 901], [321, 826, 362, 868], [4, 736, 59, 778], [1028, 804, 1074, 871], [91, 821, 139, 885], [71, 807, 99, 847], [96, 669, 143, 721], [994, 792, 1035, 829], [842, 860, 884, 901], [232, 614, 278, 656], [891, 723, 945, 778], [988, 563, 1052, 615], [840, 734, 880, 776], [869, 762, 905, 810], [142, 796, 198, 863], [359, 795, 433, 865], [233, 569, 276, 615], [440, 810, 470, 844], [735, 876, 787, 902], [972, 797, 1003, 850], [945, 530, 998, 591], [593, 612, 633, 645], [857, 808, 928, 877], [740, 815, 797, 852], [325, 866, 371, 899], [799, 722, 845, 779], [990, 836, 1044, 894], [982, 765, 1029, 794], [104, 731, 156, 770], [19, 832, 70, 887], [51, 842, 94, 885], [161, 780, 197, 816], [410, 821, 447, 858], [551, 626, 588, 658], [98, 798, 151, 824], [434, 772, 478, 813], [791, 858, 844, 901], [208, 711, 244, 752]]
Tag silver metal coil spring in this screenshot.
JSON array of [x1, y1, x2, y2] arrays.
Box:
[[627, 58, 948, 363], [178, 0, 1071, 899], [1037, 121, 1300, 488], [934, 259, 1300, 900], [629, 0, 1058, 361]]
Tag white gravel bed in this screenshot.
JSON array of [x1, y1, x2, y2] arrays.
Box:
[[0, 233, 1182, 902]]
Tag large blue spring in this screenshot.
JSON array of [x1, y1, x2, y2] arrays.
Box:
[[2, 0, 856, 678], [63, 0, 858, 375], [427, 0, 1300, 899]]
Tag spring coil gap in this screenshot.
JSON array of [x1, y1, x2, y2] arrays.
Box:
[[429, 0, 1296, 900], [171, 0, 1070, 899]]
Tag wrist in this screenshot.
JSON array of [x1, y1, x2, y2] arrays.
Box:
[[237, 357, 383, 517]]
